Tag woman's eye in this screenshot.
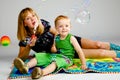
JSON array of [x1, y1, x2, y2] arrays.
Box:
[[32, 14, 35, 17], [26, 18, 30, 20], [32, 14, 36, 18]]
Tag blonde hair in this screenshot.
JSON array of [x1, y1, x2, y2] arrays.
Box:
[[54, 15, 70, 27], [17, 7, 44, 40]]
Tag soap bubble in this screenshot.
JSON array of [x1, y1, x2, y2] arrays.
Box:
[[70, 0, 91, 24], [75, 9, 90, 24], [41, 0, 46, 1]]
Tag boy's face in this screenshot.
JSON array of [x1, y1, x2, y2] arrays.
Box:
[[56, 19, 71, 36]]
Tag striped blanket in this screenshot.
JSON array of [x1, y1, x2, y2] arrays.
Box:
[[8, 58, 120, 79]]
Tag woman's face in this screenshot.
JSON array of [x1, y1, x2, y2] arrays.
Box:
[[24, 12, 38, 29]]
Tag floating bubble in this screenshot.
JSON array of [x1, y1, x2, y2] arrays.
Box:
[[82, 0, 91, 9], [41, 0, 46, 1], [75, 9, 90, 24], [70, 0, 91, 24]]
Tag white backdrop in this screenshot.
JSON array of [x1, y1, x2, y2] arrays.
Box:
[[0, 0, 120, 45]]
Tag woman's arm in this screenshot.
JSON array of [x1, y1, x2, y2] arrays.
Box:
[[51, 41, 57, 53], [18, 45, 31, 61], [18, 35, 37, 60], [49, 27, 58, 36]]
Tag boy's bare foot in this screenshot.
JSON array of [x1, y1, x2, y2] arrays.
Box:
[[31, 67, 43, 79]]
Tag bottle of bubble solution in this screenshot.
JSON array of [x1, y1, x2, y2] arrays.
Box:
[[31, 26, 37, 39]]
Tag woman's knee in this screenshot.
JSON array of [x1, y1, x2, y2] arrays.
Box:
[[95, 41, 102, 48], [81, 38, 103, 49], [96, 41, 110, 49]]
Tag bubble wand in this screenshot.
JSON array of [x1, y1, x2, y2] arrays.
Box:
[[31, 24, 37, 39]]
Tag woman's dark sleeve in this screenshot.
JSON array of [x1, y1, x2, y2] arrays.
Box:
[[41, 19, 51, 32]]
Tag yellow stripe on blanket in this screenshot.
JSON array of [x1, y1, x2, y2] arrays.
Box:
[[73, 58, 115, 63]]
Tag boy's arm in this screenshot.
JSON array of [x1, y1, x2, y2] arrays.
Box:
[[70, 36, 87, 70]]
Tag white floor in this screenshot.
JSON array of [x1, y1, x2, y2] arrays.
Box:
[[1, 44, 120, 80], [7, 74, 120, 80], [0, 45, 17, 80]]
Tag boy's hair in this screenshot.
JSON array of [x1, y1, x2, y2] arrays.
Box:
[[17, 7, 44, 40], [54, 15, 70, 27]]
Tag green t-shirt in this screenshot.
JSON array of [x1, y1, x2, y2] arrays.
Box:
[[55, 34, 75, 58]]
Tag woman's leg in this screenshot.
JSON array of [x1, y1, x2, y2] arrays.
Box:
[[82, 49, 116, 58], [81, 38, 110, 49], [81, 38, 120, 51], [75, 36, 120, 50]]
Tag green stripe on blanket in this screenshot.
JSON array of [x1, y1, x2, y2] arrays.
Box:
[[8, 58, 120, 79]]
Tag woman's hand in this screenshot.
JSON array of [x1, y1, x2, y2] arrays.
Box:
[[29, 35, 37, 47]]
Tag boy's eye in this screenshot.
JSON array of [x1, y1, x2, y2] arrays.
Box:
[[59, 26, 62, 28], [66, 25, 68, 27]]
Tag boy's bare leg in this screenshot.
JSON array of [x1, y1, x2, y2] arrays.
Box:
[[31, 62, 57, 79], [27, 58, 37, 68], [42, 62, 57, 76]]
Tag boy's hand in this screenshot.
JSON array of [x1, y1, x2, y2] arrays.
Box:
[[81, 64, 87, 70]]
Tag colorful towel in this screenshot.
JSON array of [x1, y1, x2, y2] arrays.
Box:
[[65, 58, 120, 73], [8, 58, 120, 79]]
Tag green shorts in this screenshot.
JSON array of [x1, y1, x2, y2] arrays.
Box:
[[34, 53, 73, 69]]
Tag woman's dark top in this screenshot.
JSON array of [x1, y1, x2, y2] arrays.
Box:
[[19, 19, 54, 53]]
